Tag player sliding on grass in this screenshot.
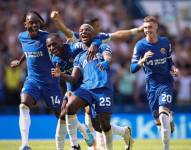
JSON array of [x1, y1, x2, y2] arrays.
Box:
[[12, 11, 93, 150], [130, 16, 179, 150]]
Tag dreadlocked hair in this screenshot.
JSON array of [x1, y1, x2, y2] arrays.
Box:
[[23, 10, 46, 29]]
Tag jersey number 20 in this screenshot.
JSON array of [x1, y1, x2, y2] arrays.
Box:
[[161, 94, 172, 103]]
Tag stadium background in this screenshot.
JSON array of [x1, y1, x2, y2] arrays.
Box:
[[0, 0, 190, 141]]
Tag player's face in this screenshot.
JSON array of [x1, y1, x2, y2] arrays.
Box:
[[79, 24, 94, 44], [46, 36, 62, 56], [92, 20, 101, 34], [25, 13, 41, 37], [143, 21, 158, 38]]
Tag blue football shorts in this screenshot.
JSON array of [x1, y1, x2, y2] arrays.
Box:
[[146, 80, 173, 119], [73, 87, 113, 118], [21, 79, 64, 111]]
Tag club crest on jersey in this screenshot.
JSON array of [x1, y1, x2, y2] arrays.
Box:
[[160, 48, 166, 54], [35, 41, 40, 47]]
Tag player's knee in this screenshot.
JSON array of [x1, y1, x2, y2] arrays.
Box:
[[59, 101, 67, 119], [159, 111, 170, 131], [60, 111, 66, 120], [65, 103, 76, 115], [91, 119, 102, 132], [19, 103, 30, 111], [85, 106, 90, 114]]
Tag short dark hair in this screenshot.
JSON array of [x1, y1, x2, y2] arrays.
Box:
[[144, 16, 158, 24], [47, 33, 61, 40], [84, 17, 99, 25]]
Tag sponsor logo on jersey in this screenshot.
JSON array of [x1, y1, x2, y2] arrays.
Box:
[[24, 51, 43, 58]]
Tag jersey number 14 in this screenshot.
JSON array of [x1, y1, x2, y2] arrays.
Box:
[[51, 96, 61, 105]]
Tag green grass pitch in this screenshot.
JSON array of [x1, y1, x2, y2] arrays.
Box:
[[0, 139, 190, 150]]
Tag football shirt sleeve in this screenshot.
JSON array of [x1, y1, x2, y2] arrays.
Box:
[[130, 42, 143, 73]]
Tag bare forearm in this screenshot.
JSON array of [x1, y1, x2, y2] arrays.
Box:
[[54, 20, 73, 38], [19, 54, 26, 64], [110, 28, 141, 41], [60, 73, 77, 84]]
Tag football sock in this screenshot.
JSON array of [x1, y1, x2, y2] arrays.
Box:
[[19, 104, 30, 147], [77, 120, 89, 140], [55, 119, 67, 150], [103, 129, 113, 150], [111, 124, 125, 137], [85, 113, 94, 133], [66, 114, 78, 147], [159, 113, 170, 150], [96, 131, 105, 149]]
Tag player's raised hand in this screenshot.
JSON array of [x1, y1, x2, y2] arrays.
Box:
[[10, 60, 20, 68], [50, 11, 60, 21], [170, 65, 179, 77], [138, 24, 144, 32], [87, 44, 98, 61], [51, 64, 61, 77]]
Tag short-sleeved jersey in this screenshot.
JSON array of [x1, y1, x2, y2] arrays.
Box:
[[71, 31, 111, 43], [18, 30, 59, 85], [131, 36, 174, 82], [73, 44, 112, 90]]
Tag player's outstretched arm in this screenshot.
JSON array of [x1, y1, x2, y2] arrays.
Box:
[[50, 11, 73, 39], [10, 53, 25, 68], [110, 25, 144, 41]]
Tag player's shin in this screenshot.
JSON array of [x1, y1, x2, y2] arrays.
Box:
[[103, 129, 113, 150], [55, 118, 67, 150], [19, 104, 31, 147], [95, 131, 105, 150], [85, 112, 94, 133], [85, 112, 96, 149], [159, 111, 171, 150], [65, 114, 78, 147]]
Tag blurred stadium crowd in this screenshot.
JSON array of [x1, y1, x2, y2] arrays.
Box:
[[0, 0, 191, 113]]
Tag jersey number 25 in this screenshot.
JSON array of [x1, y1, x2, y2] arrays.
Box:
[[99, 97, 111, 106]]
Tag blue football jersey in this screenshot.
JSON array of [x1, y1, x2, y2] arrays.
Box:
[[130, 36, 174, 81], [50, 43, 85, 74], [73, 44, 112, 90], [18, 30, 59, 85], [50, 42, 85, 91], [71, 31, 111, 43]]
